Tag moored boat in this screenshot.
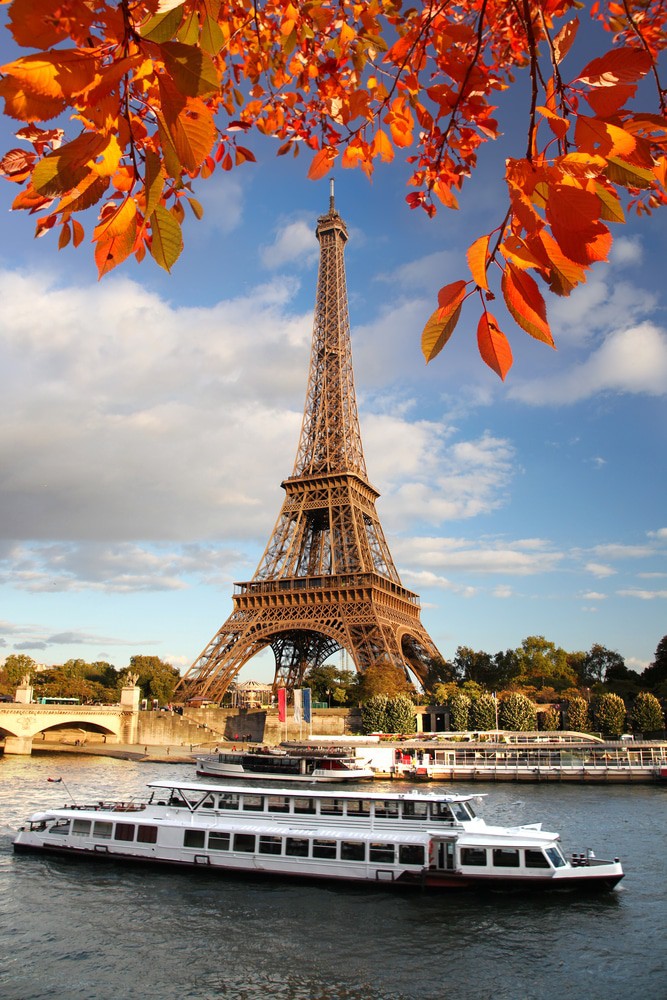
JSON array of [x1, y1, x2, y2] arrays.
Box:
[[196, 746, 374, 782], [13, 780, 624, 892]]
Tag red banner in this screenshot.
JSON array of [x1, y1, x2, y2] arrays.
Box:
[[277, 687, 286, 723]]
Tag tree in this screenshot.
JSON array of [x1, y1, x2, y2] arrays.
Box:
[[564, 696, 590, 733], [453, 647, 494, 687], [360, 695, 389, 735], [640, 635, 667, 692], [630, 691, 664, 734], [1, 653, 37, 687], [422, 655, 457, 697], [592, 692, 627, 738], [122, 654, 180, 705], [448, 691, 472, 732], [303, 663, 356, 706], [539, 706, 560, 731], [0, 2, 665, 379], [385, 694, 417, 735], [516, 635, 577, 692], [583, 643, 627, 684], [491, 649, 522, 690], [499, 692, 537, 732], [355, 663, 415, 702], [470, 692, 498, 731]]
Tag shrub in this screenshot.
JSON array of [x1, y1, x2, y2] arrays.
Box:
[[592, 692, 627, 738], [499, 692, 537, 731]]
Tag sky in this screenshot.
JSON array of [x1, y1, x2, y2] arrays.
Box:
[[0, 17, 666, 684]]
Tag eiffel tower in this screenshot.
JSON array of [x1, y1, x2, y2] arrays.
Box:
[[175, 185, 442, 703]]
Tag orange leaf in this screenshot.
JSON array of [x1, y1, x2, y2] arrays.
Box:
[[421, 303, 462, 363], [477, 312, 513, 380], [93, 197, 137, 276], [536, 231, 586, 296], [307, 147, 337, 180], [437, 279, 468, 314], [501, 263, 554, 346], [372, 130, 394, 163], [467, 235, 490, 290]]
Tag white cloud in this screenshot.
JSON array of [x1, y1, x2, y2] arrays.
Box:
[[582, 591, 607, 600], [511, 322, 667, 405], [617, 588, 667, 600], [585, 562, 616, 577], [260, 219, 319, 269], [393, 536, 563, 575]]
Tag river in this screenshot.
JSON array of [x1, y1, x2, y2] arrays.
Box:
[[0, 754, 665, 1000]]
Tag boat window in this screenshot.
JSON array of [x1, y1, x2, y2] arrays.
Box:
[[312, 839, 337, 859], [208, 832, 230, 851], [285, 837, 309, 857], [399, 844, 425, 866], [184, 829, 206, 848], [369, 842, 395, 863], [402, 801, 428, 820], [461, 847, 487, 866], [451, 803, 471, 821], [493, 848, 520, 868], [266, 795, 290, 813], [71, 819, 91, 836], [374, 800, 399, 818], [259, 835, 282, 855], [137, 825, 158, 844], [319, 798, 345, 816], [293, 797, 316, 815], [218, 793, 240, 811], [49, 819, 70, 835], [340, 841, 365, 861], [242, 794, 264, 812], [346, 798, 371, 817], [233, 833, 256, 853], [93, 821, 113, 839], [430, 802, 454, 822], [521, 848, 549, 868], [546, 846, 566, 868], [114, 823, 136, 842]]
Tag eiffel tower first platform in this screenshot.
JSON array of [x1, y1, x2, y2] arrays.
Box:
[[175, 185, 443, 703]]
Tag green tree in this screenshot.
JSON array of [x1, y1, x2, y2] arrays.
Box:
[[2, 653, 37, 687], [499, 692, 537, 732], [630, 691, 665, 734], [303, 663, 356, 705], [640, 635, 667, 695], [448, 691, 471, 732], [516, 636, 577, 692], [385, 695, 417, 736], [491, 649, 522, 690], [470, 692, 498, 731], [360, 695, 390, 735], [422, 655, 457, 696], [564, 696, 590, 733], [592, 692, 627, 739], [122, 655, 180, 706]]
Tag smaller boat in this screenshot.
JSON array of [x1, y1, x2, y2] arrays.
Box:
[[196, 745, 375, 782]]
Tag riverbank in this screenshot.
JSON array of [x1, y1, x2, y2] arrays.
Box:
[[30, 742, 221, 764]]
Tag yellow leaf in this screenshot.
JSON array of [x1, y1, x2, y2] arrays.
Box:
[[93, 199, 137, 277], [0, 51, 97, 99], [32, 131, 110, 196], [93, 196, 137, 241], [149, 203, 183, 272], [421, 304, 462, 363], [144, 150, 164, 219]]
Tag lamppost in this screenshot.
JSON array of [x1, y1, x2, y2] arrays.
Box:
[[493, 692, 499, 732]]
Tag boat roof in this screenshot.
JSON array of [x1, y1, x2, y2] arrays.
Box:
[[148, 780, 483, 803]]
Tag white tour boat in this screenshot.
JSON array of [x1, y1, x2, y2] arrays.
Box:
[[196, 746, 375, 782], [13, 780, 624, 892]]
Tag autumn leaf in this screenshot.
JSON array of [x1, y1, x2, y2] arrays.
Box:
[[159, 41, 220, 98], [31, 132, 110, 196], [422, 280, 468, 362], [477, 312, 513, 380], [501, 263, 554, 346], [467, 234, 491, 290], [149, 203, 183, 272], [308, 147, 337, 180], [93, 198, 138, 278]]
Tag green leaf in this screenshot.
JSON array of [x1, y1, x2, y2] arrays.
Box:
[[139, 6, 185, 44], [160, 41, 219, 97]]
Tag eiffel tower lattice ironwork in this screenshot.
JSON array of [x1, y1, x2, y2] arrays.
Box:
[[175, 186, 443, 704]]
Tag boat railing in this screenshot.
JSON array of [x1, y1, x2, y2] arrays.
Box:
[[65, 801, 148, 813]]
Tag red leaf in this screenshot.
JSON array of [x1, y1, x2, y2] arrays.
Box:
[[501, 263, 554, 346]]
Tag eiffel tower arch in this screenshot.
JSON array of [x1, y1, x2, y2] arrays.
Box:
[[175, 186, 443, 704]]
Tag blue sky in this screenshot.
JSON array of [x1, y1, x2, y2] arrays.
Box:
[[0, 17, 665, 682]]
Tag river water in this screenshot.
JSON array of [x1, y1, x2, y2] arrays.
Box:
[[0, 754, 665, 1000]]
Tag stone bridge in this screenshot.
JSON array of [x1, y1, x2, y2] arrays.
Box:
[[0, 703, 130, 755]]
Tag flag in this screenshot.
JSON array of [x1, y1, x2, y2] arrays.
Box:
[[277, 687, 286, 723], [303, 687, 312, 724], [293, 688, 303, 723], [47, 777, 62, 783]]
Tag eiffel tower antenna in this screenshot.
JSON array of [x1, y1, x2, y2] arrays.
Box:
[[175, 196, 443, 703]]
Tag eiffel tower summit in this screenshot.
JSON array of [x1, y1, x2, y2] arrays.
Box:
[[175, 184, 443, 703]]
